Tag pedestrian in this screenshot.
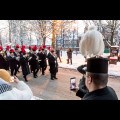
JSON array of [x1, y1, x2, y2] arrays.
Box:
[[56, 48, 61, 62], [20, 49, 30, 82], [8, 49, 18, 77], [40, 48, 47, 75], [49, 49, 58, 80], [31, 45, 39, 78], [82, 57, 118, 100], [0, 69, 33, 100], [67, 47, 72, 64]]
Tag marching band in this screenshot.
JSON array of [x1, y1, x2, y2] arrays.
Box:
[[0, 44, 58, 82]]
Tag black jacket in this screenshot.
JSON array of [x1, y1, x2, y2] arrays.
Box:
[[8, 56, 17, 69], [40, 52, 47, 68], [49, 55, 58, 74], [0, 54, 7, 69], [82, 86, 118, 100], [47, 52, 52, 59], [47, 52, 52, 65], [76, 64, 88, 98], [20, 55, 30, 76], [14, 52, 17, 57], [14, 52, 20, 65], [77, 64, 87, 75], [28, 52, 33, 65], [37, 52, 42, 60], [30, 53, 39, 70]]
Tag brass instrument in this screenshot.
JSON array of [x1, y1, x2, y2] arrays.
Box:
[[0, 50, 7, 61]]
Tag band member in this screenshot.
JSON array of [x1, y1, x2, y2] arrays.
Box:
[[20, 49, 30, 82], [0, 46, 7, 70], [47, 46, 52, 66], [14, 45, 20, 73], [43, 45, 47, 55], [49, 49, 58, 80], [40, 48, 47, 75], [28, 46, 33, 56], [0, 46, 3, 51], [37, 47, 42, 71], [8, 49, 18, 77], [5, 45, 10, 70], [31, 45, 39, 78], [28, 46, 33, 73]]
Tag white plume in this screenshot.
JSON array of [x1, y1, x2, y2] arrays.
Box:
[[80, 25, 104, 57]]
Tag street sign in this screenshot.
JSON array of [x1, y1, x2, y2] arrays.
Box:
[[60, 39, 64, 44]]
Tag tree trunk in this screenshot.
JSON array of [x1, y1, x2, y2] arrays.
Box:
[[110, 31, 114, 46], [43, 37, 46, 45], [52, 20, 57, 49], [0, 33, 2, 46]]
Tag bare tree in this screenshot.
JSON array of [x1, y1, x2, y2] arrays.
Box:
[[92, 20, 120, 46]]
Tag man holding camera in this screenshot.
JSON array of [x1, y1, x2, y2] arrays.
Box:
[[73, 57, 118, 100]]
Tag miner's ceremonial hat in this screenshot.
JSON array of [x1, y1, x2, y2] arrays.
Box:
[[87, 57, 108, 74]]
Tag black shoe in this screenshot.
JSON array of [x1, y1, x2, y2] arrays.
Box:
[[35, 75, 38, 77], [54, 77, 58, 79], [51, 78, 54, 80], [25, 79, 28, 82]]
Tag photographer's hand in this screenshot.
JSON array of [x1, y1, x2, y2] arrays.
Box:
[[72, 87, 79, 93], [14, 76, 20, 84]]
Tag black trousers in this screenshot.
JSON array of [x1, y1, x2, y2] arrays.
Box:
[[17, 62, 20, 72], [23, 75, 27, 81], [39, 62, 41, 71], [41, 65, 46, 75], [51, 72, 56, 79], [11, 67, 17, 76], [33, 69, 39, 77]]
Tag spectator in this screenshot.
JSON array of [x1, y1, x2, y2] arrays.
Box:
[[82, 57, 118, 100], [56, 48, 61, 62], [0, 69, 33, 100], [67, 47, 72, 65]]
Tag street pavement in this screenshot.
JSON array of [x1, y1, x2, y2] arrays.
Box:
[[14, 67, 120, 100]]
